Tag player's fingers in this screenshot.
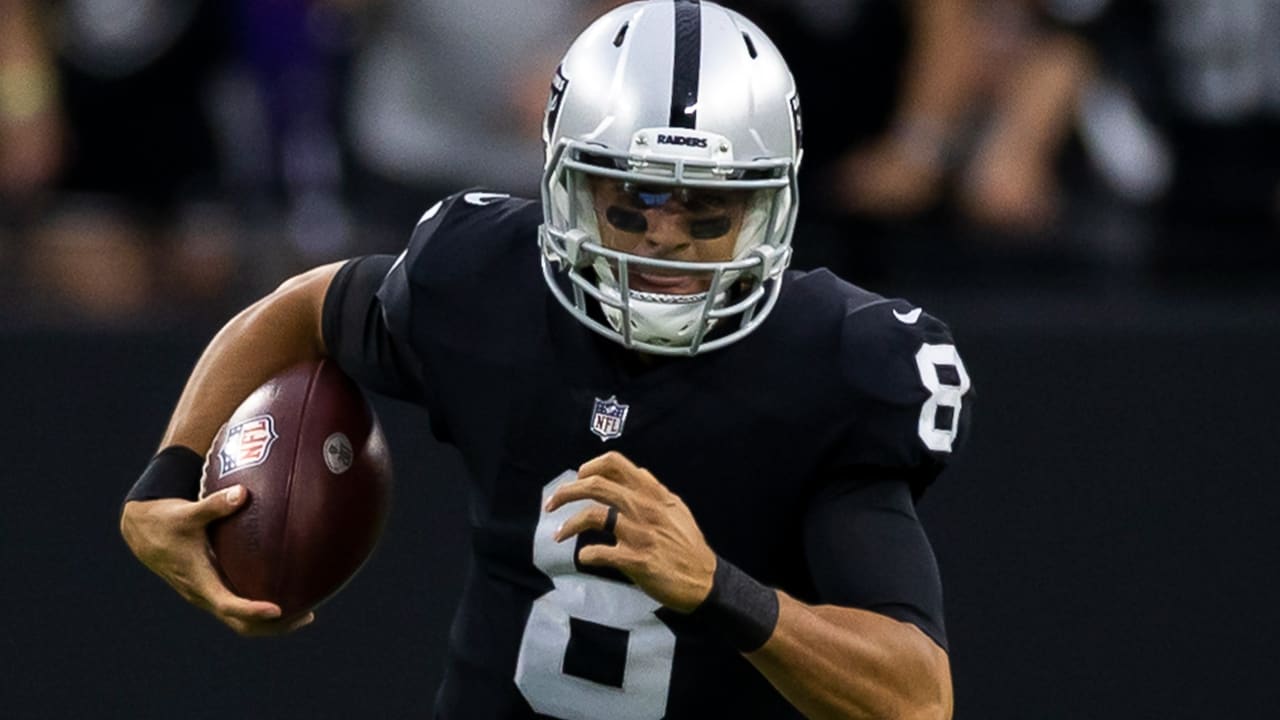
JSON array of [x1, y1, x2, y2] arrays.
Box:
[[576, 542, 633, 572], [579, 451, 661, 494], [184, 561, 282, 621], [165, 570, 282, 626], [199, 571, 283, 616], [546, 474, 635, 514], [579, 451, 641, 484], [554, 503, 620, 542], [229, 611, 316, 637], [209, 593, 285, 624], [188, 485, 248, 524], [222, 610, 314, 637], [287, 612, 317, 632]]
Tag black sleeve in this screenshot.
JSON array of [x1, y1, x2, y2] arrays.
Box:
[[803, 472, 948, 651], [322, 254, 428, 403]]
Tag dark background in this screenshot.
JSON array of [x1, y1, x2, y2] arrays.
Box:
[[4, 285, 1278, 719]]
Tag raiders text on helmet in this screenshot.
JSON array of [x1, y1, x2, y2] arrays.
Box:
[[657, 134, 709, 148]]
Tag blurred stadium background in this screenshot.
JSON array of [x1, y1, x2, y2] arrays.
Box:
[[2, 0, 1277, 717]]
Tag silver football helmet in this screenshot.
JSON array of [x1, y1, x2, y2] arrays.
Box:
[[540, 0, 802, 356]]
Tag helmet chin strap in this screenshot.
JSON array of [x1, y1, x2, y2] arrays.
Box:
[[595, 276, 726, 348]]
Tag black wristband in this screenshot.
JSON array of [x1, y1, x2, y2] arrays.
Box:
[[687, 555, 779, 653], [124, 446, 205, 503]]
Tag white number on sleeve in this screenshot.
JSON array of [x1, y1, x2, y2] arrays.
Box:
[[514, 471, 675, 720], [915, 343, 971, 452]]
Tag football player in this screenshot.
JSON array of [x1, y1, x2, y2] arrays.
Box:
[[121, 2, 972, 718]]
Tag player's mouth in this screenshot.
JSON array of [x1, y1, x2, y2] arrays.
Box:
[[626, 269, 709, 295]]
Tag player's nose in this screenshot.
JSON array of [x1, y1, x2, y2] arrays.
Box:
[[640, 210, 692, 255]]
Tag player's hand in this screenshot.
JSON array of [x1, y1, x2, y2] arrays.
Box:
[[119, 486, 315, 636], [547, 451, 716, 613]]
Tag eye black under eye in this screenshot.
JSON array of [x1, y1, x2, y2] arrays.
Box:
[[605, 206, 732, 240], [606, 206, 647, 233], [688, 216, 732, 239]]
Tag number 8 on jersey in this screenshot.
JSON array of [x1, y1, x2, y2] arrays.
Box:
[[515, 472, 677, 720]]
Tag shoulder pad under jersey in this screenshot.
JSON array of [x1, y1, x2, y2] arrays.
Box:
[[375, 188, 542, 360], [837, 294, 974, 482], [395, 188, 539, 286]]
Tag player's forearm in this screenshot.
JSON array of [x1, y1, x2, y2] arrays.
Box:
[[892, 0, 981, 136], [160, 263, 342, 455], [985, 32, 1095, 160], [747, 593, 953, 720]]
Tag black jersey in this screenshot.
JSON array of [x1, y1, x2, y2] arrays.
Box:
[[323, 190, 972, 719]]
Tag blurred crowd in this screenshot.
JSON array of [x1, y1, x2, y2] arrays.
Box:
[[0, 0, 1276, 328]]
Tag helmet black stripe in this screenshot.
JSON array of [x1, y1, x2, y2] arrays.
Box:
[[670, 0, 701, 129]]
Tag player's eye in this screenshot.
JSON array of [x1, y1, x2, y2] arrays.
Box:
[[679, 190, 731, 213]]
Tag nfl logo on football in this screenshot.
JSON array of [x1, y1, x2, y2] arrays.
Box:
[[219, 414, 279, 475], [590, 396, 629, 441]]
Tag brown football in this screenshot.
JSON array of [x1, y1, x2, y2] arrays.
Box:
[[201, 358, 392, 622]]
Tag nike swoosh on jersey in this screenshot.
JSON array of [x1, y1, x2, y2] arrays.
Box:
[[463, 192, 511, 206], [893, 307, 923, 324], [416, 200, 444, 226]]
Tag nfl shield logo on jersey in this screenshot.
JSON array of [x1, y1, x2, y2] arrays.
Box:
[[219, 414, 279, 476], [590, 396, 630, 441]]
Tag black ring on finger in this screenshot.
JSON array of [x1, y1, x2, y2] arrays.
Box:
[[603, 505, 619, 535]]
